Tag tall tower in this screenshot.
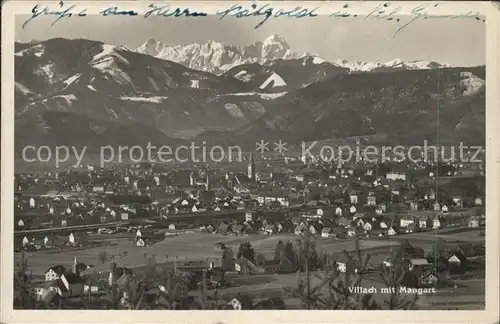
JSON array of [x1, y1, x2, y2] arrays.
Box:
[[247, 152, 255, 180], [72, 256, 79, 275], [205, 174, 209, 191]]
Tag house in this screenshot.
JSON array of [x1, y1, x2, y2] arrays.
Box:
[[409, 258, 429, 271], [441, 205, 449, 213], [388, 227, 398, 236], [405, 223, 416, 234], [474, 197, 483, 206], [379, 221, 388, 229], [136, 238, 146, 247], [336, 262, 347, 273], [363, 222, 372, 232], [418, 217, 428, 229], [448, 251, 468, 265], [400, 216, 414, 228], [56, 273, 84, 297], [354, 218, 365, 228], [366, 195, 376, 206], [419, 272, 438, 285], [386, 172, 406, 181], [227, 295, 254, 310], [347, 227, 356, 237], [45, 265, 65, 281], [433, 218, 441, 229], [468, 216, 480, 228], [349, 193, 358, 204], [321, 227, 333, 238]]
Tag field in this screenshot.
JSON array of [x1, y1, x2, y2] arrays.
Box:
[[16, 229, 485, 310], [17, 232, 400, 275]]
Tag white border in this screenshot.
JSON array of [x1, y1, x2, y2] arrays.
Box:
[[2, 1, 499, 323]]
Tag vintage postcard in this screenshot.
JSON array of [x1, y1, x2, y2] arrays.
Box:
[[1, 1, 499, 323]]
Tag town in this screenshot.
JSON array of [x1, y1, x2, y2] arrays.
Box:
[[14, 149, 486, 310]]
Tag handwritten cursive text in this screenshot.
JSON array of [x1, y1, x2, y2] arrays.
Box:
[[217, 3, 318, 29], [144, 4, 207, 18], [393, 4, 483, 37], [22, 1, 87, 28], [100, 6, 138, 16]]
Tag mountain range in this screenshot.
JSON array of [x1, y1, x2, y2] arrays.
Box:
[[136, 34, 453, 74], [14, 36, 485, 154]]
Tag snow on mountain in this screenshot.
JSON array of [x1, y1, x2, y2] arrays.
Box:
[[334, 58, 452, 72], [259, 73, 287, 90], [15, 44, 45, 57], [90, 44, 133, 84], [136, 34, 452, 74], [136, 34, 302, 74]]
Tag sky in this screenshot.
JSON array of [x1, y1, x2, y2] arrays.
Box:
[[15, 14, 485, 66]]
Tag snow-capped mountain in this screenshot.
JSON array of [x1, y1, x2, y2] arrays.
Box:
[[334, 58, 452, 72], [136, 34, 452, 74], [136, 34, 303, 74], [14, 38, 284, 149]]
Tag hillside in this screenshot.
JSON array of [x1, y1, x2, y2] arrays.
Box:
[[200, 66, 486, 148]]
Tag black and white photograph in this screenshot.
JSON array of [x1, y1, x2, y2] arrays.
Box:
[[4, 1, 497, 316]]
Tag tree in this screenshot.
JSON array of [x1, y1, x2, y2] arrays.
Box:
[[255, 253, 267, 266], [285, 241, 297, 270], [380, 261, 419, 309], [221, 248, 234, 280], [98, 251, 108, 264], [431, 238, 448, 260], [237, 241, 255, 263], [296, 238, 380, 310], [274, 240, 286, 262], [14, 252, 34, 309]]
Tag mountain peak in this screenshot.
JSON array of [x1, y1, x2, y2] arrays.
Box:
[[261, 34, 291, 60], [263, 34, 289, 47]]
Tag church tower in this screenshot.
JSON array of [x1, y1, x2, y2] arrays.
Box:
[[247, 152, 255, 180]]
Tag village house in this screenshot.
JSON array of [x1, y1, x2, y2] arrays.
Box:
[[433, 217, 441, 229], [400, 215, 415, 228], [366, 194, 376, 206], [408, 258, 429, 271], [45, 265, 65, 281], [388, 227, 398, 236], [419, 272, 438, 286], [468, 216, 480, 228], [386, 172, 406, 181], [405, 223, 416, 233], [419, 216, 428, 229]]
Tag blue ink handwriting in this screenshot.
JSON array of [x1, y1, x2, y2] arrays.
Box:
[[364, 2, 402, 20], [144, 4, 207, 18], [22, 1, 87, 28], [100, 6, 138, 16], [393, 4, 484, 37], [217, 3, 318, 29]]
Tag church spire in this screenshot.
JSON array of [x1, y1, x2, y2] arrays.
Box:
[[247, 152, 255, 180]]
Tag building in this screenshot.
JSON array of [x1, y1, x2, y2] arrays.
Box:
[[468, 216, 480, 228], [45, 265, 65, 281], [247, 152, 256, 180], [409, 259, 429, 271], [386, 172, 406, 181], [400, 216, 415, 228]]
